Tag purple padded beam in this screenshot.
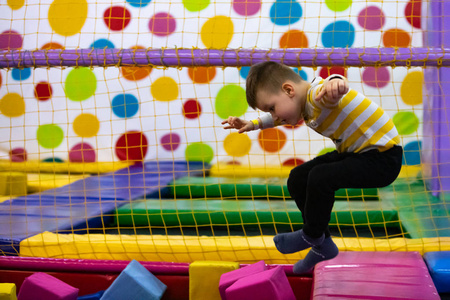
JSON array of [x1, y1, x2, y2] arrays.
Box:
[[422, 0, 450, 196], [0, 48, 450, 68]]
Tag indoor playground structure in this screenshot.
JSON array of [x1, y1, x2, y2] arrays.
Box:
[[1, 0, 450, 299]]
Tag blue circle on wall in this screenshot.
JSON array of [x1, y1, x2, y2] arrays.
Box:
[[12, 68, 31, 81], [322, 21, 355, 48], [239, 66, 251, 79], [127, 0, 152, 7], [90, 39, 115, 49], [293, 68, 307, 81], [402, 140, 422, 165], [270, 0, 302, 26], [112, 94, 139, 118]]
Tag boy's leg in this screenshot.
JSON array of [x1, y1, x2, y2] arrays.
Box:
[[274, 151, 346, 254], [302, 146, 402, 238]]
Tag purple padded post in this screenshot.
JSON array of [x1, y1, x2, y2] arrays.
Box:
[[219, 260, 266, 300], [17, 272, 78, 300], [312, 252, 439, 300], [422, 0, 450, 196], [225, 266, 296, 300]]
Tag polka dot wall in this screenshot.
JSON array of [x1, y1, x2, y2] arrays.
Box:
[[0, 0, 423, 166]]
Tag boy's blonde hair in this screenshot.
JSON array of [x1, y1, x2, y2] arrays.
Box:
[[246, 61, 303, 109]]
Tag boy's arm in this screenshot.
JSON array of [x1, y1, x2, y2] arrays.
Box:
[[314, 75, 349, 108], [222, 113, 279, 133]]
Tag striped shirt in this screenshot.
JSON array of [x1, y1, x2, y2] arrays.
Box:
[[304, 76, 400, 153]]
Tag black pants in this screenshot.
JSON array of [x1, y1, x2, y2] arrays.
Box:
[[287, 145, 403, 238]]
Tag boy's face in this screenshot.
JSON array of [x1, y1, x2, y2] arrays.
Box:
[[256, 82, 307, 126]]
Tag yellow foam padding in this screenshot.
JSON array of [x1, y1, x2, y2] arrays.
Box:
[[189, 261, 239, 300], [0, 172, 27, 196], [210, 164, 292, 178], [0, 283, 17, 300], [20, 232, 450, 264], [210, 164, 422, 179], [0, 160, 132, 174], [27, 173, 88, 193]]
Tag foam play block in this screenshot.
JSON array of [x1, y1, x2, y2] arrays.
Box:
[[312, 251, 440, 299], [0, 172, 27, 196], [100, 260, 166, 300], [225, 266, 295, 300], [17, 272, 78, 300], [0, 283, 17, 300], [424, 251, 450, 293], [219, 261, 266, 300], [77, 291, 104, 300], [189, 261, 239, 300]]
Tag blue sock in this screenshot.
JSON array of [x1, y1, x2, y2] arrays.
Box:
[[273, 229, 325, 254], [293, 236, 339, 274]]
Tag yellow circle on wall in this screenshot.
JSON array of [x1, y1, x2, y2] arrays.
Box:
[[201, 16, 234, 48], [7, 0, 25, 10], [48, 0, 88, 37], [73, 113, 100, 137], [400, 71, 423, 106], [223, 132, 252, 157], [151, 77, 179, 101], [0, 93, 25, 117]]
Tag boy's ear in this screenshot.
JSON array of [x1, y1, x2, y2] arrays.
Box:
[[282, 83, 294, 97]]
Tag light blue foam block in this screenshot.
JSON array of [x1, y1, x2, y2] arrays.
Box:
[[100, 260, 166, 300]]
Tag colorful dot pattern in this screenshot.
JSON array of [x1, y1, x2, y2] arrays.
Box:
[[0, 1, 423, 165]]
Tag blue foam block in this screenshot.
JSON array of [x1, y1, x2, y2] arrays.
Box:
[[424, 251, 450, 293], [78, 291, 105, 300], [100, 260, 166, 300]]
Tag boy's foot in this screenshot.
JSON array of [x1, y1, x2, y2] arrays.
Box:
[[293, 236, 339, 274], [273, 229, 325, 254]]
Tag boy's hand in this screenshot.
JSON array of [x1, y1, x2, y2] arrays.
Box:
[[316, 78, 349, 105], [222, 117, 254, 133]]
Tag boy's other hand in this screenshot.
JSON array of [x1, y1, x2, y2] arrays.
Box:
[[222, 117, 254, 133], [316, 78, 349, 105]]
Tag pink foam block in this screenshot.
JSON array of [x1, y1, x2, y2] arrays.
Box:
[[17, 272, 79, 300], [219, 260, 266, 300], [313, 251, 440, 300], [225, 266, 296, 300]]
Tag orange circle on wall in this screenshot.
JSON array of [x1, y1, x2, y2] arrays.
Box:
[[279, 30, 308, 48], [121, 46, 152, 81], [383, 28, 411, 48], [40, 42, 64, 50], [188, 67, 216, 84], [258, 128, 287, 152]]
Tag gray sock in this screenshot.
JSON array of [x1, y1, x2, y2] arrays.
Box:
[[273, 229, 325, 254], [293, 236, 339, 274]]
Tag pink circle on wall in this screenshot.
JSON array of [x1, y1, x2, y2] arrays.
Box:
[[69, 143, 96, 162], [233, 0, 261, 16], [362, 67, 390, 88], [149, 12, 176, 36], [0, 30, 23, 50], [9, 148, 27, 162], [357, 6, 385, 30], [161, 133, 181, 151]]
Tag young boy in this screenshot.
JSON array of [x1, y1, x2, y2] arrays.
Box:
[[222, 61, 402, 274]]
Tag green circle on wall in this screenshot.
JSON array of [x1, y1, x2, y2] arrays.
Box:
[[215, 85, 247, 119], [185, 142, 214, 163], [318, 147, 335, 156], [37, 124, 64, 149], [65, 68, 97, 101], [393, 111, 419, 135], [325, 0, 352, 12], [183, 0, 210, 12]]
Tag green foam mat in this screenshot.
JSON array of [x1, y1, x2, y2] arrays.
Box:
[[168, 176, 379, 201], [378, 178, 450, 238], [114, 199, 398, 228]]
